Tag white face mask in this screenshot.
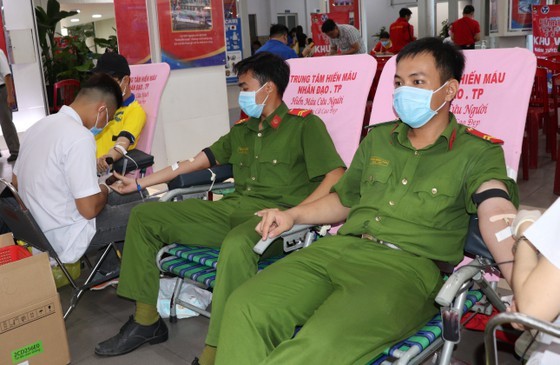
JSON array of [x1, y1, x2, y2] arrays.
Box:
[[392, 81, 449, 128], [119, 78, 127, 97], [238, 82, 269, 118]]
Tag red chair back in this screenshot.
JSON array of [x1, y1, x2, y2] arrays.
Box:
[[52, 79, 80, 113]]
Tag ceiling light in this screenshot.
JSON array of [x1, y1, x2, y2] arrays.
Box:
[[70, 18, 80, 22], [92, 14, 102, 18]]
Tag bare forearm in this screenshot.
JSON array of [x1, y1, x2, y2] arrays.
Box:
[[288, 192, 350, 226], [476, 181, 517, 284], [108, 137, 132, 162], [299, 168, 344, 205], [137, 151, 211, 189]]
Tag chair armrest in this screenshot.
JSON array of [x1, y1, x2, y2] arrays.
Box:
[[112, 149, 154, 174], [159, 182, 235, 202], [436, 259, 486, 307], [485, 312, 560, 365], [253, 224, 330, 255], [167, 164, 233, 190]]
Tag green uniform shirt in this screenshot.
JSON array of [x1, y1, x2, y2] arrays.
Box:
[[333, 114, 519, 264], [210, 102, 345, 207]]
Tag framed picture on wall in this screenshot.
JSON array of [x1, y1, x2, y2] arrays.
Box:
[[489, 0, 498, 33], [508, 0, 542, 31]]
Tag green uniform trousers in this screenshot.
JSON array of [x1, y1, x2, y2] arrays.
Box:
[[215, 235, 444, 365], [116, 194, 282, 346]]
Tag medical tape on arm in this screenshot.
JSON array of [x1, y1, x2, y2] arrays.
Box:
[[489, 213, 516, 243]]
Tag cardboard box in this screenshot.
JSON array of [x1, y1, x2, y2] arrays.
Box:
[[0, 233, 70, 365]]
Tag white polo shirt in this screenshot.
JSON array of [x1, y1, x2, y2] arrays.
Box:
[[0, 49, 10, 85], [13, 105, 100, 263]]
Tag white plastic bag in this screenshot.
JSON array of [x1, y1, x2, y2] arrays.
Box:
[[157, 278, 212, 319]]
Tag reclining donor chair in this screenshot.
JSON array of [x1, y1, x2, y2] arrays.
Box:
[[155, 54, 376, 318]]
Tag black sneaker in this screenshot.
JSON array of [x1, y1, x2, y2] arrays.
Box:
[[7, 154, 17, 162], [95, 315, 168, 356]]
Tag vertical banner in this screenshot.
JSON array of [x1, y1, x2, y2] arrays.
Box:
[[158, 0, 226, 70], [284, 55, 376, 165], [114, 0, 151, 64], [532, 5, 560, 57], [369, 49, 536, 178], [225, 18, 242, 84], [310, 13, 350, 57]]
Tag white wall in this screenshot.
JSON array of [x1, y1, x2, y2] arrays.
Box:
[[3, 0, 48, 134], [247, 0, 323, 38], [150, 66, 230, 170], [93, 17, 116, 53]]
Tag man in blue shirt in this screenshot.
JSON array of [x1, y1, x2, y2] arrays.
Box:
[[256, 24, 298, 60]]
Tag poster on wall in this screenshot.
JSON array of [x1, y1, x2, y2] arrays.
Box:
[[310, 13, 350, 57], [489, 0, 498, 33], [532, 5, 560, 57], [225, 18, 242, 84], [158, 0, 226, 70], [509, 0, 542, 31], [114, 0, 151, 64], [329, 0, 360, 29]]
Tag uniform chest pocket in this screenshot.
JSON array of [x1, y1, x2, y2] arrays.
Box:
[[412, 178, 462, 215], [229, 153, 250, 169], [362, 165, 392, 186], [259, 150, 295, 167]]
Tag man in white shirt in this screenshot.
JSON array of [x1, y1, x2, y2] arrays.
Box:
[[12, 73, 128, 264], [321, 18, 366, 55], [0, 49, 19, 162]]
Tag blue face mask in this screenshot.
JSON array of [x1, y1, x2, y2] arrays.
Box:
[[238, 82, 269, 118], [90, 107, 108, 136], [381, 40, 390, 47], [392, 81, 448, 128]]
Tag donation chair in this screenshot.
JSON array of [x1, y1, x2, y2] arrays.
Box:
[[0, 179, 120, 319], [51, 79, 80, 113], [155, 54, 376, 321]]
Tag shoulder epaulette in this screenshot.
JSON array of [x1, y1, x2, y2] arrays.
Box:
[[288, 109, 313, 118], [465, 127, 504, 144], [364, 120, 400, 130], [234, 117, 249, 125]]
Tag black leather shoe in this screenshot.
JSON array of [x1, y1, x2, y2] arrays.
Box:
[[7, 154, 16, 162], [95, 315, 168, 356], [191, 358, 200, 365]]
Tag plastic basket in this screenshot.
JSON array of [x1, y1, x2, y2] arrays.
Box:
[[0, 245, 32, 266]]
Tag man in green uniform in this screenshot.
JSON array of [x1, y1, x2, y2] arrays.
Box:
[[95, 52, 345, 359], [214, 38, 519, 365]]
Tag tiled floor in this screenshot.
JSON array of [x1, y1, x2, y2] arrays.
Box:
[[1, 135, 558, 365]]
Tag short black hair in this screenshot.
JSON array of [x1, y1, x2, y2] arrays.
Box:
[[379, 31, 390, 39], [79, 73, 123, 110], [463, 5, 475, 15], [233, 52, 290, 96], [321, 19, 337, 33], [396, 37, 465, 83], [399, 8, 412, 18], [270, 24, 289, 38]]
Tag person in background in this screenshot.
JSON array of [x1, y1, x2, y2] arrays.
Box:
[[371, 31, 394, 55], [92, 52, 147, 174], [450, 5, 481, 50], [321, 18, 366, 55], [302, 38, 316, 58], [256, 24, 298, 60], [389, 8, 416, 53], [0, 49, 19, 162], [251, 39, 262, 56], [295, 25, 307, 57]]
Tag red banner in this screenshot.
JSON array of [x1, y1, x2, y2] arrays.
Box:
[[310, 13, 350, 57], [158, 0, 225, 69], [532, 5, 560, 57], [114, 0, 151, 64], [329, 0, 360, 30]]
